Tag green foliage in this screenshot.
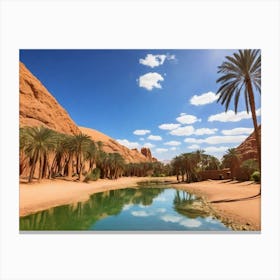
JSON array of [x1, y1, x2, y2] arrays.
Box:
[[216, 49, 261, 113], [84, 168, 100, 182], [171, 151, 220, 183], [152, 173, 166, 177], [241, 159, 259, 180], [251, 171, 261, 182]]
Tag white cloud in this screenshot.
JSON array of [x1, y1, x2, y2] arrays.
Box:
[[139, 54, 167, 68], [164, 141, 181, 146], [170, 126, 218, 137], [184, 135, 247, 145], [176, 113, 201, 124], [179, 219, 201, 228], [139, 137, 145, 141], [161, 215, 182, 223], [143, 142, 155, 148], [205, 217, 220, 224], [184, 138, 204, 143], [194, 128, 218, 135], [188, 144, 200, 150], [156, 208, 167, 213], [170, 147, 177, 151], [204, 146, 229, 153], [221, 127, 253, 136], [158, 123, 181, 130], [167, 54, 176, 60], [138, 72, 164, 90], [203, 135, 247, 144], [131, 210, 152, 217], [154, 197, 167, 202], [170, 126, 195, 136], [208, 108, 261, 122], [117, 139, 139, 149], [155, 148, 168, 153], [190, 91, 219, 106], [160, 215, 201, 228], [147, 135, 162, 141], [133, 129, 151, 135], [122, 204, 133, 211], [139, 53, 176, 68]]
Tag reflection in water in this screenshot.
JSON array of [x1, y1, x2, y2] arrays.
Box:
[[20, 188, 163, 230], [173, 190, 209, 219], [20, 187, 230, 231]]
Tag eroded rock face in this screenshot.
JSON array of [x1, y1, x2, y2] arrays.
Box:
[[19, 62, 157, 164], [236, 125, 261, 162], [79, 127, 156, 163], [19, 62, 80, 135], [141, 147, 152, 161]]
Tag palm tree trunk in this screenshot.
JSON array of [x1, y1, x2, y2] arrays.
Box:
[[247, 80, 261, 173], [29, 150, 38, 183], [67, 153, 73, 179]]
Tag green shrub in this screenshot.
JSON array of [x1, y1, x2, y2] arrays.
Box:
[[84, 168, 100, 182], [251, 171, 261, 182], [152, 173, 166, 177], [241, 159, 259, 180]]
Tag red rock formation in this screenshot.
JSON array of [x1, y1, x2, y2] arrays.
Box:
[[141, 147, 152, 160], [19, 62, 158, 164], [235, 125, 261, 162], [234, 125, 261, 180], [20, 62, 80, 135], [79, 127, 154, 163]]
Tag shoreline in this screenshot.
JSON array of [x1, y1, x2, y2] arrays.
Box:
[[19, 177, 171, 217], [19, 177, 261, 231], [172, 180, 261, 231]]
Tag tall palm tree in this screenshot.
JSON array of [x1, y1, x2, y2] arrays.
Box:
[[71, 133, 93, 181], [216, 49, 261, 174], [20, 126, 57, 182]]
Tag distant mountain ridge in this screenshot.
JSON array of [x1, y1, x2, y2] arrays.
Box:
[[19, 62, 156, 163]]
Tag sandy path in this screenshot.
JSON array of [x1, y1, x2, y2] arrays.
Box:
[[20, 177, 261, 230]]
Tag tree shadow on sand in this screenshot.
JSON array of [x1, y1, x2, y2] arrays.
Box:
[[210, 193, 260, 204]]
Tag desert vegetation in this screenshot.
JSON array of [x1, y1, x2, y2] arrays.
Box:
[[20, 126, 171, 183], [216, 49, 261, 185]]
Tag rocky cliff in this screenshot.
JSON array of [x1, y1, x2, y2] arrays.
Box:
[[79, 127, 155, 163], [140, 147, 157, 162], [235, 125, 261, 162], [20, 62, 80, 135], [20, 62, 156, 163]]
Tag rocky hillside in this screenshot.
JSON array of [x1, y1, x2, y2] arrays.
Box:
[[235, 125, 261, 162], [19, 62, 156, 163], [20, 62, 80, 135], [79, 127, 154, 163]]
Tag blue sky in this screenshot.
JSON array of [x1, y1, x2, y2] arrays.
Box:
[[20, 50, 261, 161]]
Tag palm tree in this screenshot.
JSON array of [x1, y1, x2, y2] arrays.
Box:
[[71, 133, 93, 181], [20, 126, 57, 182], [216, 49, 261, 174], [222, 148, 240, 180]]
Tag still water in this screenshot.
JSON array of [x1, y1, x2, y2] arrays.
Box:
[[20, 186, 230, 231]]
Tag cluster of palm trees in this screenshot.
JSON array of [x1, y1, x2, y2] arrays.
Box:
[[20, 50, 261, 188], [20, 126, 173, 183], [124, 161, 172, 177], [20, 126, 128, 182], [171, 150, 220, 183]]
